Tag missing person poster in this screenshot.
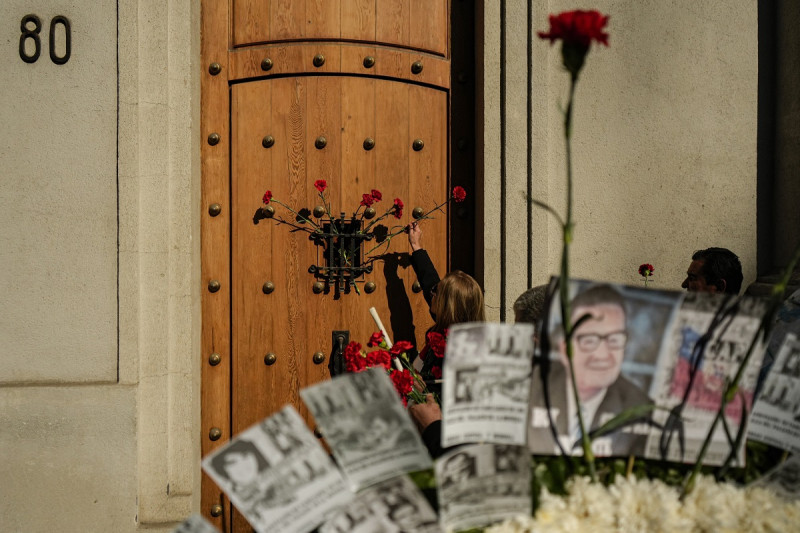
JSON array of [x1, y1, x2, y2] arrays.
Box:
[[201, 406, 353, 533], [441, 323, 535, 447]]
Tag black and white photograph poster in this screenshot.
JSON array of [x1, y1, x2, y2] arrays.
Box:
[[749, 333, 800, 454], [319, 475, 440, 533], [749, 454, 800, 502], [435, 444, 530, 532], [201, 406, 353, 533], [301, 368, 432, 491], [442, 323, 535, 447]]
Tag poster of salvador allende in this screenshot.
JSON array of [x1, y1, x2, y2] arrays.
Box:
[[301, 367, 433, 491], [319, 475, 441, 533], [435, 443, 530, 532], [201, 406, 353, 533], [441, 322, 535, 447], [529, 279, 768, 465]]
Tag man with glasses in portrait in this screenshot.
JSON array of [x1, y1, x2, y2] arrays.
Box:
[[529, 284, 652, 457]]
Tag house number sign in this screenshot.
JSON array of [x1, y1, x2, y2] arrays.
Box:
[[19, 14, 71, 65]]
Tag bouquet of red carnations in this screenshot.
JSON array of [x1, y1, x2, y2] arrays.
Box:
[[343, 332, 427, 406]]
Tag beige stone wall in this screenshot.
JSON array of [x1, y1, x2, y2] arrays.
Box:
[[1, 1, 201, 530], [481, 0, 758, 318]]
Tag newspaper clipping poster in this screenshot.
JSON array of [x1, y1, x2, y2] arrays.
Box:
[[201, 406, 353, 533], [442, 323, 535, 447], [435, 443, 530, 532], [300, 368, 432, 491], [320, 475, 440, 533], [749, 454, 800, 502], [172, 514, 220, 533], [646, 291, 768, 465], [529, 280, 677, 457], [749, 333, 800, 453]]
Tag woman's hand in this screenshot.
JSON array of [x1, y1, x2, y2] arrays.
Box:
[[408, 393, 441, 432], [407, 221, 423, 252]]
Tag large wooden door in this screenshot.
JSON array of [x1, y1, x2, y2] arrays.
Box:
[[201, 1, 465, 530]]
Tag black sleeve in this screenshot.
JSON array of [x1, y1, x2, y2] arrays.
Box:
[[410, 249, 441, 310], [420, 420, 445, 459]]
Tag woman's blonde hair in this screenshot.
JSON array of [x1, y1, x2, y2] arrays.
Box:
[[430, 270, 485, 332]]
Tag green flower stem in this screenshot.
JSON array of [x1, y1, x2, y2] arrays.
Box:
[[560, 74, 596, 482], [680, 242, 800, 499], [270, 199, 323, 233], [319, 191, 338, 234]]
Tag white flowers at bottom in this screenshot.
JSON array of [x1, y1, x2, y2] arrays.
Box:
[[486, 475, 800, 533]]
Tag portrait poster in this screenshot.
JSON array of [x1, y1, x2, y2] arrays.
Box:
[[300, 368, 432, 491], [646, 291, 768, 465], [319, 475, 440, 533], [201, 406, 353, 533], [528, 279, 679, 457], [435, 444, 530, 532], [441, 322, 535, 447]]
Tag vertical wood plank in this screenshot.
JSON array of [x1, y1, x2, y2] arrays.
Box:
[[408, 85, 448, 347], [376, 0, 410, 48], [341, 0, 376, 42], [200, 0, 230, 528], [231, 81, 274, 435], [303, 75, 342, 428], [271, 0, 306, 40], [410, 0, 448, 56], [306, 0, 341, 40], [374, 80, 417, 346], [232, 0, 271, 46]]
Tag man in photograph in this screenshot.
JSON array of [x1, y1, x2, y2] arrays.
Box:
[[681, 247, 743, 295], [529, 284, 652, 456]]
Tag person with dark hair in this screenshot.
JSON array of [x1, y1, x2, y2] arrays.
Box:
[[682, 247, 743, 295], [529, 284, 652, 456], [209, 439, 269, 499], [513, 284, 550, 331]]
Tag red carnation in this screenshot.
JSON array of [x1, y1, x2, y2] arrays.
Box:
[[366, 350, 392, 370], [430, 366, 442, 380], [367, 331, 384, 348], [344, 341, 365, 372], [262, 190, 273, 204], [390, 340, 414, 356], [452, 186, 467, 203], [639, 263, 655, 277], [360, 193, 375, 207], [426, 331, 447, 359], [371, 189, 382, 202], [392, 198, 404, 219], [390, 369, 414, 404], [314, 180, 327, 193], [537, 10, 609, 48]]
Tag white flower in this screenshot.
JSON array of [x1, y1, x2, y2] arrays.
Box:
[[486, 475, 800, 533]]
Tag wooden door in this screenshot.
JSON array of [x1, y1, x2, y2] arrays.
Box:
[[201, 1, 467, 530]]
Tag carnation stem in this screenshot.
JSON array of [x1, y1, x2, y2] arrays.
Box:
[[560, 74, 596, 482]]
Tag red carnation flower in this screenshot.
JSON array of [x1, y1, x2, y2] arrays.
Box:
[[344, 341, 365, 372], [639, 263, 655, 277], [367, 331, 384, 348], [371, 189, 382, 202], [426, 331, 447, 359], [366, 350, 392, 370], [392, 198, 404, 219], [360, 193, 375, 207], [390, 369, 414, 403], [452, 186, 467, 203], [314, 180, 327, 193], [262, 190, 273, 204], [537, 10, 609, 48], [390, 340, 414, 356], [431, 366, 442, 380]]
